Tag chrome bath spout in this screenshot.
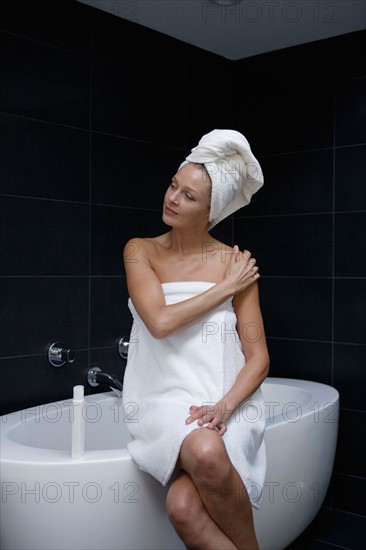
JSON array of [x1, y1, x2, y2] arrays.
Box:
[[87, 367, 122, 396]]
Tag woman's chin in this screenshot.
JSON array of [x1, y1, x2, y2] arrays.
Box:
[[162, 213, 175, 227]]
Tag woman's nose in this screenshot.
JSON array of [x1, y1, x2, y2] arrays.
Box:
[[169, 191, 179, 204]]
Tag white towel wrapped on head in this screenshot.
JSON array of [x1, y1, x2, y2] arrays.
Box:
[[179, 129, 264, 230]]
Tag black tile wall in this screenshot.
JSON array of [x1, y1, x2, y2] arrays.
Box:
[[245, 149, 334, 216], [258, 278, 333, 341], [0, 31, 90, 128], [90, 277, 131, 348], [233, 38, 335, 94], [335, 212, 366, 276], [336, 78, 366, 146], [335, 409, 366, 478], [333, 344, 366, 410], [233, 214, 333, 276], [0, 197, 89, 276], [185, 88, 237, 147], [335, 145, 366, 211], [334, 31, 366, 80], [334, 279, 366, 345], [0, 114, 90, 202], [232, 87, 334, 156], [332, 474, 366, 517], [91, 133, 183, 208], [0, 277, 89, 357], [287, 509, 366, 549], [91, 58, 187, 146], [264, 339, 332, 384], [91, 8, 186, 85], [0, 0, 364, 528], [1, 0, 90, 54]]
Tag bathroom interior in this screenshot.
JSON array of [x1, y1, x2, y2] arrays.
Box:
[[0, 0, 365, 548]]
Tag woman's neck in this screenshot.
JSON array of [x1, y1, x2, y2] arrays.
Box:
[[166, 228, 216, 256]]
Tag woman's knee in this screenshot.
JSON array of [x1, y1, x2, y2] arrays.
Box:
[[180, 429, 231, 482]]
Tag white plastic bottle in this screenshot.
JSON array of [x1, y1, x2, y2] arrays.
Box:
[[71, 385, 85, 459]]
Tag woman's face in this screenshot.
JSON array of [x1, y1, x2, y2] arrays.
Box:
[[162, 163, 211, 229]]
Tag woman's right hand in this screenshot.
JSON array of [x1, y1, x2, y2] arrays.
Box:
[[225, 245, 260, 295]]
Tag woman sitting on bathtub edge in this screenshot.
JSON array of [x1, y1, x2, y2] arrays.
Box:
[[122, 129, 270, 550]]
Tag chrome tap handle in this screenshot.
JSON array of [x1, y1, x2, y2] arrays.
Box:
[[118, 337, 129, 359], [87, 367, 101, 387], [61, 348, 75, 363], [48, 342, 75, 367]]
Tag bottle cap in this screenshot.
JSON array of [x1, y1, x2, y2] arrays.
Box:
[[73, 385, 84, 401]]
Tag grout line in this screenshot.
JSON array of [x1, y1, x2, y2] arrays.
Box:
[[88, 10, 92, 372], [260, 276, 366, 280], [0, 275, 123, 280], [257, 140, 366, 159], [335, 472, 366, 480], [0, 193, 166, 212], [0, 110, 89, 132], [90, 128, 186, 151], [234, 210, 366, 220], [0, 109, 186, 152], [0, 275, 365, 280], [0, 275, 364, 282], [331, 51, 336, 396], [314, 539, 352, 550], [266, 335, 366, 346], [0, 193, 89, 205], [266, 335, 333, 344], [0, 28, 89, 58], [331, 508, 366, 519], [0, 346, 121, 362]]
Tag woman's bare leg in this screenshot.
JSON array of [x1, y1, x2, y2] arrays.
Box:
[[166, 470, 236, 550], [178, 428, 259, 550]]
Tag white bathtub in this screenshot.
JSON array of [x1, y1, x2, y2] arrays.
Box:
[[0, 377, 339, 550]]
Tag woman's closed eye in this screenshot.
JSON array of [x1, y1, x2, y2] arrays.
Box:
[[170, 182, 194, 201]]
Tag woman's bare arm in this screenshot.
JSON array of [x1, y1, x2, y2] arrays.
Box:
[[185, 281, 270, 433], [219, 281, 270, 409], [123, 238, 259, 339]]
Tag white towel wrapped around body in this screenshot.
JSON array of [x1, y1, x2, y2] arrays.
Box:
[[122, 281, 267, 509]]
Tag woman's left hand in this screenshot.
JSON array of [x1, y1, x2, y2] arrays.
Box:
[[185, 403, 228, 436]]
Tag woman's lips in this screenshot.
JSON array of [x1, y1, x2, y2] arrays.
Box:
[[165, 206, 178, 216]]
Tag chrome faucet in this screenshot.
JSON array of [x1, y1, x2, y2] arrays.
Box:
[[87, 367, 123, 397], [48, 342, 75, 367]]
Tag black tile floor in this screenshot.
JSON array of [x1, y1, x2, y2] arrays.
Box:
[[285, 509, 366, 549]]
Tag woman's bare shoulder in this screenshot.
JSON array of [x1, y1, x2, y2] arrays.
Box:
[[123, 234, 171, 259], [127, 233, 171, 244]]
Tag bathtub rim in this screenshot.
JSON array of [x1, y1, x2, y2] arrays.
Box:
[[262, 376, 339, 427], [0, 377, 339, 465]]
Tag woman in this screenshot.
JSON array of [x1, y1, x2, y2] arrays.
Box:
[[122, 129, 270, 550]]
